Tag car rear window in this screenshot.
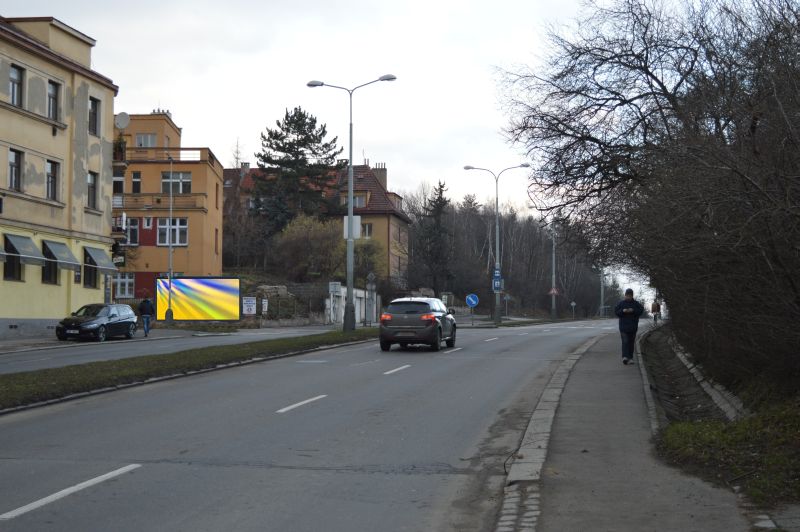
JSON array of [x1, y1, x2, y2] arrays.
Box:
[[387, 302, 431, 314]]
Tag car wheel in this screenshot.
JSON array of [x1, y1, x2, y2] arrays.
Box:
[[125, 323, 136, 339], [446, 327, 456, 348], [430, 328, 441, 351], [56, 332, 67, 341], [96, 325, 106, 342], [380, 340, 391, 352]]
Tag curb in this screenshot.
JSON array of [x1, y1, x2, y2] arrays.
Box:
[[636, 328, 664, 436], [0, 334, 188, 356]]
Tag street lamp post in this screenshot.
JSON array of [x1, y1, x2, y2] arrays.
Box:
[[307, 74, 396, 332], [550, 227, 557, 319], [463, 163, 530, 326], [165, 153, 174, 324]]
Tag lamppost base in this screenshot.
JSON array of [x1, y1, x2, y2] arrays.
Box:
[[343, 303, 356, 332], [165, 308, 174, 325]]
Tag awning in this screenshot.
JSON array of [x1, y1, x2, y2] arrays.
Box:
[[4, 234, 46, 266], [43, 240, 81, 272], [84, 246, 118, 274]]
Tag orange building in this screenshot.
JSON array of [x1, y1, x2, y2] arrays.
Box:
[[111, 110, 223, 299]]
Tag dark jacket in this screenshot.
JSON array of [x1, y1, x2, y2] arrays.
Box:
[[615, 298, 644, 333], [138, 298, 155, 316]]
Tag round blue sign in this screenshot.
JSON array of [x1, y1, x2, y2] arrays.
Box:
[[466, 293, 479, 308]]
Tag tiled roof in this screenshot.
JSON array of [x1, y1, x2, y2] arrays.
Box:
[[337, 165, 410, 223]]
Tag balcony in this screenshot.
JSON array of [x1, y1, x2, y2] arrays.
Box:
[[111, 192, 208, 212], [124, 147, 219, 168]]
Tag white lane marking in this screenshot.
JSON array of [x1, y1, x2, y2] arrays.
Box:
[[295, 360, 328, 364], [276, 395, 328, 414], [543, 329, 551, 332], [443, 347, 463, 354], [0, 464, 141, 520], [351, 359, 382, 367], [484, 337, 499, 342], [518, 332, 529, 336], [383, 365, 411, 375]]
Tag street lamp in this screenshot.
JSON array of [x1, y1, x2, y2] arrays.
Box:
[[463, 163, 530, 326], [550, 226, 557, 319], [307, 74, 396, 332], [165, 152, 174, 324]]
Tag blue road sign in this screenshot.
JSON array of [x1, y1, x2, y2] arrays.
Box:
[[493, 269, 501, 278], [492, 278, 501, 292], [466, 293, 479, 308]]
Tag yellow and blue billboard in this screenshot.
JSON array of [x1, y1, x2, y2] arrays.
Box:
[[156, 277, 240, 320]]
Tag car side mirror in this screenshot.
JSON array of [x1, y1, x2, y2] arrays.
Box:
[[71, 312, 76, 316], [110, 313, 118, 318]]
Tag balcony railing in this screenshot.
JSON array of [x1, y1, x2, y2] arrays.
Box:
[[111, 192, 208, 211], [123, 147, 218, 166]]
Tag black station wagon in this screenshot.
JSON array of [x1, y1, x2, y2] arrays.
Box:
[[379, 297, 456, 351]]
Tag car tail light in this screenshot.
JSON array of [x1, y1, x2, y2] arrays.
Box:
[[380, 313, 392, 322], [420, 313, 436, 322]]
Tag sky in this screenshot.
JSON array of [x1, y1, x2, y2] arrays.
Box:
[[3, 0, 582, 209]]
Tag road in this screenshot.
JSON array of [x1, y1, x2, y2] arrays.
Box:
[[0, 326, 334, 375], [0, 320, 615, 531]]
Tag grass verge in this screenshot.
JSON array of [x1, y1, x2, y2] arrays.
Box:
[[657, 396, 800, 507], [0, 328, 376, 411]]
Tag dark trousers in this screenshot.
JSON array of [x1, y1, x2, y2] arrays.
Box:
[[141, 315, 151, 335], [620, 331, 636, 359]]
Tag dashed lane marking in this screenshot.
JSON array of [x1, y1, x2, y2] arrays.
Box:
[[383, 365, 411, 375], [276, 395, 328, 414], [443, 347, 463, 354], [484, 337, 499, 342]]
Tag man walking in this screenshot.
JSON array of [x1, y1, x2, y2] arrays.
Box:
[[615, 288, 644, 365], [138, 294, 155, 337]]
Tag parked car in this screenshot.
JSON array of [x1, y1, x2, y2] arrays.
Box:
[[56, 304, 138, 342], [379, 297, 456, 351]]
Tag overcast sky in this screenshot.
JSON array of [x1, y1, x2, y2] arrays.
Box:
[[4, 0, 583, 209]]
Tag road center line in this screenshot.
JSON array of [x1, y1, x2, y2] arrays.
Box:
[[518, 332, 529, 336], [383, 364, 411, 375], [443, 347, 463, 354], [276, 395, 328, 414], [484, 337, 499, 342], [0, 464, 141, 520]]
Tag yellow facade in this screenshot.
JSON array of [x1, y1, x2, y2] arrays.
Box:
[[1, 17, 118, 338], [111, 112, 223, 299]]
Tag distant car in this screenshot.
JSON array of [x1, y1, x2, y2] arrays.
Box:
[[56, 304, 138, 342], [379, 297, 456, 351]]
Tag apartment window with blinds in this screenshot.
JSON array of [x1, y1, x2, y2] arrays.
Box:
[[47, 81, 60, 120], [88, 97, 100, 135], [8, 149, 22, 191], [9, 65, 23, 107], [46, 160, 59, 200], [87, 172, 98, 209]]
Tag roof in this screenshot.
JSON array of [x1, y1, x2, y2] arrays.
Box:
[[337, 165, 410, 224]]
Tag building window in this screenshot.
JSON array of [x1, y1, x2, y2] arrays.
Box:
[[340, 195, 366, 207], [83, 249, 98, 288], [113, 176, 124, 194], [46, 160, 59, 200], [42, 244, 59, 285], [127, 218, 140, 245], [88, 97, 100, 135], [9, 149, 22, 191], [216, 183, 220, 209], [132, 171, 141, 193], [47, 81, 60, 120], [112, 272, 135, 298], [3, 236, 22, 281], [215, 228, 219, 255], [9, 65, 23, 107], [161, 172, 192, 194], [361, 223, 373, 239], [136, 133, 156, 147], [87, 171, 98, 209], [157, 218, 188, 246], [144, 216, 152, 229]]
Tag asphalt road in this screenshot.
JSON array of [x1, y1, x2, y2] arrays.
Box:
[[0, 326, 334, 375], [0, 320, 616, 531]]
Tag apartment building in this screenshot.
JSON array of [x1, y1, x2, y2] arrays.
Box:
[[0, 16, 118, 339], [111, 111, 224, 299]]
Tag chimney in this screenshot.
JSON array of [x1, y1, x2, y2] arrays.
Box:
[[373, 162, 387, 189], [241, 162, 250, 169]]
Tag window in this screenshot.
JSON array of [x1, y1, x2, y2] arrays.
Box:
[[87, 171, 98, 209], [47, 81, 60, 120], [136, 133, 156, 147], [127, 218, 140, 245], [161, 172, 192, 194], [88, 97, 100, 135], [144, 216, 152, 229], [132, 171, 141, 193], [157, 218, 188, 246], [340, 194, 366, 207], [216, 183, 220, 209], [3, 236, 22, 281], [9, 149, 22, 191], [215, 228, 219, 255], [83, 249, 98, 288], [9, 65, 23, 107], [46, 160, 59, 200], [42, 244, 59, 285], [113, 176, 124, 194], [361, 223, 373, 239], [112, 272, 135, 298]]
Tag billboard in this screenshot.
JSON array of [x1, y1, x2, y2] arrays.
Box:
[[156, 277, 240, 321]]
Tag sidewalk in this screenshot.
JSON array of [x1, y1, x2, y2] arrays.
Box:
[[496, 332, 752, 532], [0, 327, 194, 355]]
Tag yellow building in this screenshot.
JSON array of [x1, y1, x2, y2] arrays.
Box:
[[111, 111, 224, 300], [0, 16, 118, 339]]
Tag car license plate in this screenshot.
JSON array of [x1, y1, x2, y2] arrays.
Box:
[[397, 332, 415, 337], [67, 329, 79, 334]]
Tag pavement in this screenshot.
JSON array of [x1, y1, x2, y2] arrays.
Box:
[[0, 327, 196, 355], [495, 330, 797, 532]]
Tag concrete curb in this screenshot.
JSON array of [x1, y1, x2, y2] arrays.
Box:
[[0, 334, 188, 356], [505, 334, 608, 485], [636, 328, 663, 436]]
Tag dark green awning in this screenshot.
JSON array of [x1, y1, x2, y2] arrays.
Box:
[[43, 240, 81, 272], [84, 246, 118, 274], [4, 234, 46, 266]]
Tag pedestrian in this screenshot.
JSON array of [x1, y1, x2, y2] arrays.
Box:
[[138, 294, 155, 337], [615, 288, 644, 365], [651, 300, 662, 324]]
